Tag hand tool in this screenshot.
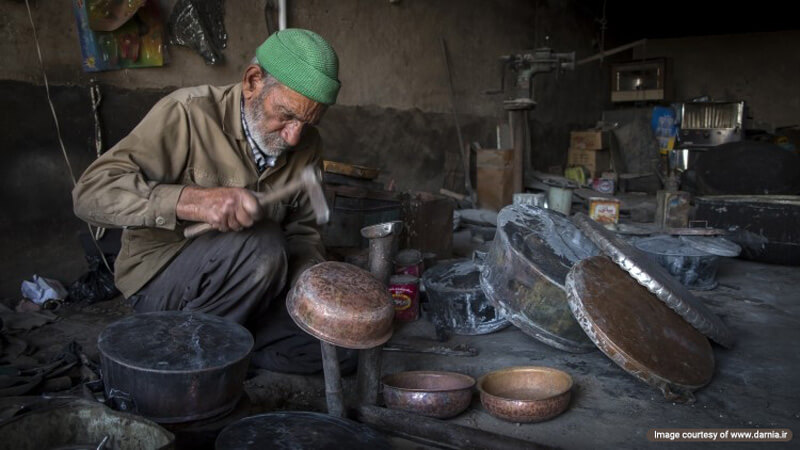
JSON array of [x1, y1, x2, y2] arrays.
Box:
[[183, 166, 329, 239]]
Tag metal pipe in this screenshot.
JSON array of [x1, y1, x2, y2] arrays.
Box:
[[278, 0, 287, 30], [576, 39, 647, 65], [320, 341, 345, 417], [357, 221, 403, 405]]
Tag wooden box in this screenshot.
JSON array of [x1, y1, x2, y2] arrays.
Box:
[[476, 149, 514, 211], [567, 148, 611, 178], [569, 130, 611, 151]]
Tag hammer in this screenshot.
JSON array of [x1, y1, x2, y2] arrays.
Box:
[[183, 166, 330, 239]]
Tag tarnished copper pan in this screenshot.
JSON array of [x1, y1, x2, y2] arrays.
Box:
[[477, 366, 572, 423], [287, 262, 394, 349], [565, 256, 714, 402], [382, 371, 475, 419]]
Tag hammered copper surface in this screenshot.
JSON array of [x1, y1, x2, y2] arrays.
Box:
[[381, 371, 475, 419], [572, 213, 734, 348], [477, 366, 572, 423], [286, 262, 394, 349], [479, 205, 598, 353], [565, 256, 714, 399]]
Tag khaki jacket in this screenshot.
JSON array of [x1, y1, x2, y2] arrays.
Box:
[[72, 83, 325, 298]]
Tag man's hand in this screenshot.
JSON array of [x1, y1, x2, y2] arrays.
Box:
[[177, 186, 263, 232]]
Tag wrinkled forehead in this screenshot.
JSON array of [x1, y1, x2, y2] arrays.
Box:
[[268, 82, 326, 125]]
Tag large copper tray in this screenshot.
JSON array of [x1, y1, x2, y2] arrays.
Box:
[[572, 213, 735, 348], [566, 256, 715, 401]]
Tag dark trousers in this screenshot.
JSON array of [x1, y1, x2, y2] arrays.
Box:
[[129, 221, 356, 374]]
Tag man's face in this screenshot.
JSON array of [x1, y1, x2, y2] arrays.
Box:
[[244, 77, 325, 157]]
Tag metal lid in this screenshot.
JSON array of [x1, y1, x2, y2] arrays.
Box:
[[635, 235, 712, 257], [393, 249, 423, 266], [215, 411, 390, 450], [98, 311, 253, 372], [566, 256, 714, 401], [572, 213, 735, 348], [680, 236, 742, 257]]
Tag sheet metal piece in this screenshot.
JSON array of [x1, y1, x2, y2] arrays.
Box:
[[566, 256, 714, 401], [479, 205, 598, 353], [572, 213, 735, 348]]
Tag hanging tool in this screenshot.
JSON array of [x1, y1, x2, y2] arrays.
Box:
[[440, 37, 476, 205], [183, 166, 329, 238]]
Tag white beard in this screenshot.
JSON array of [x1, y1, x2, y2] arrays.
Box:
[[244, 95, 291, 157]]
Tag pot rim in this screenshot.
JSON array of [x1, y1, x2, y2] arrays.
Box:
[[381, 370, 476, 393], [476, 366, 573, 403]]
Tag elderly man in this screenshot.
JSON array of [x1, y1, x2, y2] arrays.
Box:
[[73, 29, 354, 374]]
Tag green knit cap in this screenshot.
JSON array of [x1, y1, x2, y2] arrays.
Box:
[[256, 29, 340, 105]]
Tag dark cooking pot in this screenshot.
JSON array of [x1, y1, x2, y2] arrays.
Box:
[[98, 311, 253, 423]]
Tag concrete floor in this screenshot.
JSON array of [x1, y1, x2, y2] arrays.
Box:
[[11, 255, 799, 449]]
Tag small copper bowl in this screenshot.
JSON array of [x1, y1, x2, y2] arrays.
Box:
[[382, 371, 475, 419], [477, 366, 572, 423]]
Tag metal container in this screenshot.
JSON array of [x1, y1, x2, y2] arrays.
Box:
[[422, 258, 508, 338], [695, 195, 800, 265], [389, 274, 420, 322], [382, 371, 475, 419], [477, 366, 573, 423], [98, 312, 253, 423], [393, 249, 424, 277], [634, 235, 721, 290], [0, 399, 174, 450], [287, 261, 395, 349], [480, 205, 598, 353]]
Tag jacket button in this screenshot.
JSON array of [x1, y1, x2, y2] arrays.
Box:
[[155, 216, 166, 226]]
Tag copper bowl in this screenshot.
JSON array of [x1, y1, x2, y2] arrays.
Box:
[[477, 366, 572, 423], [287, 262, 394, 349], [382, 371, 475, 419]]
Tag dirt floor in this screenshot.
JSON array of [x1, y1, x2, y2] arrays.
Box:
[[3, 254, 798, 449]]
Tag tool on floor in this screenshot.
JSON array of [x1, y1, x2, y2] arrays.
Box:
[[183, 166, 329, 239], [357, 221, 403, 406], [382, 343, 478, 357]]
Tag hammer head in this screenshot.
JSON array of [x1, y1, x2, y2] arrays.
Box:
[[300, 166, 330, 225]]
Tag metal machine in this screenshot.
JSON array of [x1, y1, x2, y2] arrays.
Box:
[[678, 101, 745, 148], [487, 48, 576, 192]]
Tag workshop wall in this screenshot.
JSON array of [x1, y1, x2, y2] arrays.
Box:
[[633, 31, 800, 129], [0, 0, 607, 297]]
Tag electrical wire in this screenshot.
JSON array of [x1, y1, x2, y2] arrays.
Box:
[[24, 0, 114, 275]]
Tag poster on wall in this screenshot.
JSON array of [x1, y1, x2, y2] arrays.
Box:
[[72, 0, 166, 72]]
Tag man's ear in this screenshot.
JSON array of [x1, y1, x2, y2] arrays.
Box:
[[242, 65, 264, 101]]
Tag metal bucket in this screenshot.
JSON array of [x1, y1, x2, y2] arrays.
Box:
[[634, 235, 720, 290], [422, 258, 509, 339]]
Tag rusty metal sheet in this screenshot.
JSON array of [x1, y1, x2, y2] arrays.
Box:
[[566, 256, 714, 401], [572, 213, 735, 348], [479, 205, 598, 353]]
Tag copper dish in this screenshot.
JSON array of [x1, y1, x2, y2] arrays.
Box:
[[477, 366, 572, 423], [382, 371, 475, 419], [286, 262, 394, 349]]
